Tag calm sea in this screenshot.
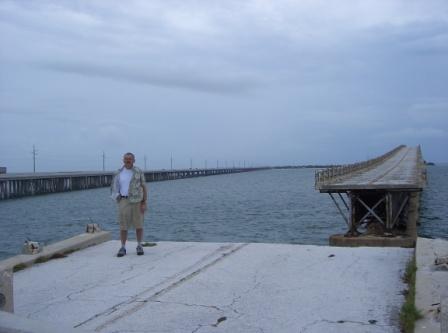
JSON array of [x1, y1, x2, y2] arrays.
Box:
[[0, 167, 447, 260]]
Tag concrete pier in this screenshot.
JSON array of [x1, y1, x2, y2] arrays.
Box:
[[4, 240, 412, 333]]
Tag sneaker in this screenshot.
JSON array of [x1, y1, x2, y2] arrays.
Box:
[[136, 245, 144, 256], [117, 247, 126, 257]]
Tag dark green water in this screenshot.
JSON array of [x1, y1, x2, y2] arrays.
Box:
[[0, 167, 446, 260], [419, 165, 448, 239]]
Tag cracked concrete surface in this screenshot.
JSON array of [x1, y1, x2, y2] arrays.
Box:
[[13, 241, 411, 332]]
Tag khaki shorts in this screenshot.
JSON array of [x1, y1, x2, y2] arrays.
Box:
[[118, 198, 144, 230]]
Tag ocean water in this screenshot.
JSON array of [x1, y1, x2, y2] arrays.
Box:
[[0, 167, 447, 260], [419, 165, 448, 239]]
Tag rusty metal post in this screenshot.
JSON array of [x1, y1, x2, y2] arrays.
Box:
[[385, 193, 393, 230], [346, 192, 359, 236]]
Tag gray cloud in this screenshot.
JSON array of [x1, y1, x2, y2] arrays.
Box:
[[1, 0, 448, 171], [38, 61, 258, 94]]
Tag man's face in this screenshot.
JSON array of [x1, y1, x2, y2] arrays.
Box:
[[123, 154, 135, 169]]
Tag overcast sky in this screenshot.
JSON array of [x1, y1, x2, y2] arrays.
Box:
[[1, 0, 447, 172]]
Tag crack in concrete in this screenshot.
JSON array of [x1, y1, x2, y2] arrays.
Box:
[[120, 263, 137, 274], [299, 318, 394, 332], [191, 324, 205, 333], [74, 243, 248, 331], [190, 315, 228, 333], [26, 298, 67, 318], [66, 266, 155, 301], [109, 330, 148, 333], [150, 299, 225, 312], [226, 267, 262, 317], [340, 256, 361, 277], [157, 244, 196, 261], [115, 266, 156, 286]]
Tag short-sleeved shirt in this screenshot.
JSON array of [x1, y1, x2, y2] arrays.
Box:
[[111, 166, 146, 203]]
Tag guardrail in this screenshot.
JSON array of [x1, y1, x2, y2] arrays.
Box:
[[314, 145, 406, 189]]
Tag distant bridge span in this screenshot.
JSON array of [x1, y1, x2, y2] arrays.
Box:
[[0, 167, 268, 200]]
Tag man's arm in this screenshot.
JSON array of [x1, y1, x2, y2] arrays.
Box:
[[141, 184, 147, 203], [140, 172, 148, 212], [110, 173, 120, 202]]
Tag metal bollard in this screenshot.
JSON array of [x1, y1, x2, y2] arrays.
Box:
[[0, 269, 13, 313]]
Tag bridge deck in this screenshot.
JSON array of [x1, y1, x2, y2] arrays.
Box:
[[317, 146, 425, 192]]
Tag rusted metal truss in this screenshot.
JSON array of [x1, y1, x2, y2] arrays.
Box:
[[328, 190, 410, 237]]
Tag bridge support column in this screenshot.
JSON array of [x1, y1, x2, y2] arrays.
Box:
[[348, 192, 359, 236], [406, 192, 419, 240]]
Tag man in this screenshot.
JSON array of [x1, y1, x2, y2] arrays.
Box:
[[111, 152, 148, 257]]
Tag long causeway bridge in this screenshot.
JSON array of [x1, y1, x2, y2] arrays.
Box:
[[315, 145, 426, 247], [0, 167, 267, 200]]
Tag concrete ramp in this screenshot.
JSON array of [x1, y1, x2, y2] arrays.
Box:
[[13, 241, 411, 333]]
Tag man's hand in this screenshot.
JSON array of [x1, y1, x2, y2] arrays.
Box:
[[140, 201, 147, 214]]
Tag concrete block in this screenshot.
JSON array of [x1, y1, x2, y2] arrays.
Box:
[[0, 231, 112, 272], [0, 269, 13, 313]]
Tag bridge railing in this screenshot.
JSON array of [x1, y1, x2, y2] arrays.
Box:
[[315, 145, 406, 189], [416, 145, 427, 186]]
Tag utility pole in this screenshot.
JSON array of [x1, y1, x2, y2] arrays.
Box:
[[102, 151, 106, 171], [216, 160, 219, 169], [190, 158, 193, 169], [170, 154, 173, 170], [205, 160, 207, 169], [144, 155, 147, 170], [32, 144, 38, 173]]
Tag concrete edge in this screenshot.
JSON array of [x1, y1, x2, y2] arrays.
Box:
[[329, 234, 415, 248], [414, 237, 448, 333], [0, 231, 111, 272], [0, 310, 93, 333]]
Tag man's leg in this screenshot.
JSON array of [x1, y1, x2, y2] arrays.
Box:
[[117, 229, 128, 257], [120, 230, 128, 247], [117, 199, 129, 257], [136, 228, 143, 244], [136, 228, 144, 255]]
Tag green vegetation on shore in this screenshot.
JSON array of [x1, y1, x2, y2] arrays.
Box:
[[400, 256, 422, 332]]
